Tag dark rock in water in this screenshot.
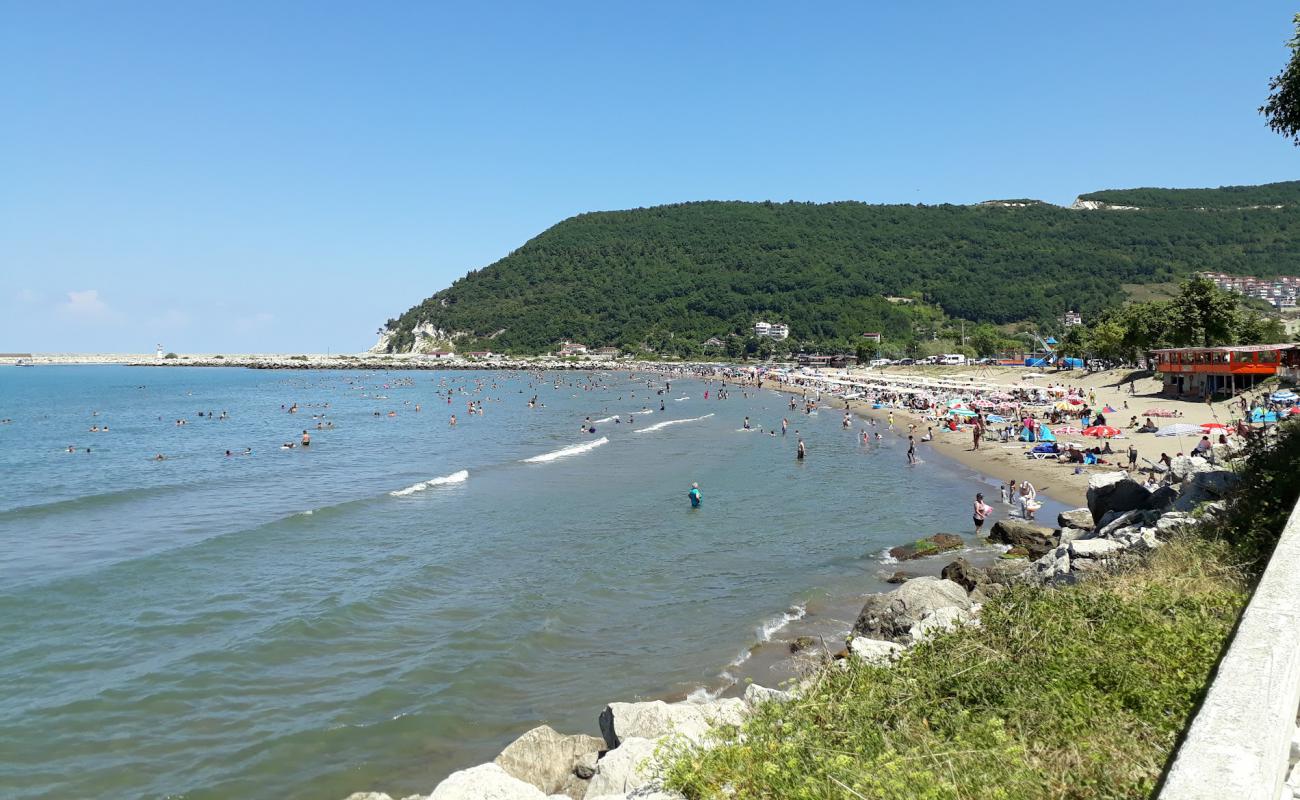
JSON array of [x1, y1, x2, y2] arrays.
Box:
[[885, 571, 917, 584], [852, 576, 972, 643], [888, 533, 964, 561], [1086, 471, 1151, 525], [1057, 508, 1095, 531], [1001, 546, 1030, 559], [940, 558, 989, 593], [789, 635, 817, 654], [988, 520, 1058, 559]]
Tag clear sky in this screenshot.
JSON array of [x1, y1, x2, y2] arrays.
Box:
[[2, 1, 1297, 353]]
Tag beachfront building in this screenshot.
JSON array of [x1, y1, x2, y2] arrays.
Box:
[[557, 341, 588, 356], [1151, 344, 1295, 397], [589, 346, 621, 361], [754, 321, 790, 340]]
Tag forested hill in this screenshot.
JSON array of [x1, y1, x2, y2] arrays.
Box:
[[379, 182, 1300, 355], [1077, 180, 1300, 209]]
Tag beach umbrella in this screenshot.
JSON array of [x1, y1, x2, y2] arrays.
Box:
[[1200, 422, 1230, 431], [1056, 425, 1081, 434], [1067, 397, 1083, 405], [1143, 408, 1177, 417], [1102, 405, 1117, 413], [986, 414, 1007, 423], [1082, 425, 1121, 438], [1271, 390, 1297, 403], [1156, 423, 1204, 437], [948, 408, 978, 417]]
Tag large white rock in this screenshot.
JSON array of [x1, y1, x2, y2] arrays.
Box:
[[430, 762, 549, 800], [909, 606, 976, 643], [1070, 539, 1123, 559], [848, 636, 905, 665], [494, 724, 605, 795], [598, 699, 745, 749], [743, 683, 793, 706], [345, 794, 394, 800], [586, 737, 661, 796], [850, 576, 972, 643], [1169, 455, 1212, 482], [587, 790, 685, 800]]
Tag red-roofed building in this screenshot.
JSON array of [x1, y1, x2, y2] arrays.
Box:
[[1151, 344, 1295, 396]]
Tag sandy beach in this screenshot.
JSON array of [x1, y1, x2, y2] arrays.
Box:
[[759, 364, 1254, 509]]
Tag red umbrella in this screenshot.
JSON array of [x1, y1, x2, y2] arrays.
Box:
[[1200, 422, 1230, 430], [1082, 425, 1121, 438]]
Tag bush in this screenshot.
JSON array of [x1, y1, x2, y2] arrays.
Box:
[[663, 537, 1246, 800], [163, 352, 178, 359], [1210, 418, 1300, 570]]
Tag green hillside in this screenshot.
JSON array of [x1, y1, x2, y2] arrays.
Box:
[[1078, 180, 1300, 209], [381, 182, 1300, 354]]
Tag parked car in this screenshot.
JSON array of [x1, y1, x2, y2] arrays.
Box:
[[868, 358, 891, 367], [897, 358, 916, 366]]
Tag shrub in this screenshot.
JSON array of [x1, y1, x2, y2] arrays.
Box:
[[163, 352, 178, 359]]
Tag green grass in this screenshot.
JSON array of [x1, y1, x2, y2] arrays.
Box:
[[661, 537, 1247, 800]]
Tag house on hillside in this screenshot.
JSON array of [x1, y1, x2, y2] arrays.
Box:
[[861, 332, 882, 343], [557, 341, 588, 356], [754, 321, 790, 340], [702, 337, 724, 349], [1062, 310, 1083, 327]]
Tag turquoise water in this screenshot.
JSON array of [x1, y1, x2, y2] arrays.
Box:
[[0, 367, 1047, 799]]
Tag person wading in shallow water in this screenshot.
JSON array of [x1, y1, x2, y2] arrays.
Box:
[[796, 438, 806, 460], [973, 492, 993, 534], [688, 482, 702, 508]]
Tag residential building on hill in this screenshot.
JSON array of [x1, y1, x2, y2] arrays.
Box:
[[754, 321, 790, 340]]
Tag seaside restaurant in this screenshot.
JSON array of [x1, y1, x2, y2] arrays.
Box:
[[1151, 344, 1295, 397]]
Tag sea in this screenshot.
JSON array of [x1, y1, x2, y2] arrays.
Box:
[[0, 366, 1062, 799]]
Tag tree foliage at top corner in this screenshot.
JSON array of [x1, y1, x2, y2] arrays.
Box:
[[1262, 13, 1300, 146]]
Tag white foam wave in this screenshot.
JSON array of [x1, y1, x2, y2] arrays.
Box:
[[592, 415, 617, 424], [389, 469, 469, 496], [876, 547, 899, 565], [686, 685, 724, 703], [633, 413, 714, 434], [523, 437, 608, 463], [756, 604, 807, 643], [674, 396, 690, 402]]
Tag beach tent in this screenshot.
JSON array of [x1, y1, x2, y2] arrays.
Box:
[[1251, 409, 1280, 423], [1156, 423, 1206, 437], [1037, 424, 1057, 442], [1019, 425, 1037, 442], [986, 414, 1007, 423]]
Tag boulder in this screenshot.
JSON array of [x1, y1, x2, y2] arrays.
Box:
[[988, 519, 1058, 559], [1029, 547, 1070, 582], [1001, 546, 1030, 559], [788, 636, 817, 653], [1069, 538, 1123, 559], [586, 737, 660, 797], [598, 699, 745, 750], [574, 751, 599, 780], [848, 636, 905, 665], [1154, 512, 1193, 538], [1169, 455, 1212, 483], [743, 683, 793, 706], [1095, 509, 1145, 539], [587, 790, 684, 800], [851, 577, 971, 643], [431, 763, 549, 800], [909, 606, 976, 642], [495, 725, 605, 795], [888, 533, 964, 561], [884, 571, 917, 584], [1086, 471, 1151, 525], [1143, 484, 1179, 512], [1186, 469, 1241, 498], [940, 557, 989, 593], [1057, 508, 1095, 531], [345, 795, 394, 800]]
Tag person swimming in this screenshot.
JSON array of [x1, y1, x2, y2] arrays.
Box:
[[689, 482, 702, 508]]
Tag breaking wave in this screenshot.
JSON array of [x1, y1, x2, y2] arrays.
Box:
[[522, 437, 608, 463], [389, 469, 470, 496]]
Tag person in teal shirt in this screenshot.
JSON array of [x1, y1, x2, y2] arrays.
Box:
[[688, 482, 702, 508]]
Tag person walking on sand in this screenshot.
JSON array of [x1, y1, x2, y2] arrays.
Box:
[[972, 418, 982, 451], [1127, 442, 1138, 471], [973, 492, 993, 534]]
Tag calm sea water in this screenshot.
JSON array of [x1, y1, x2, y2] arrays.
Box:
[[0, 366, 1051, 799]]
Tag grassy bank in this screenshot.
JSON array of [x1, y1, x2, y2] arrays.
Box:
[[661, 423, 1300, 800]]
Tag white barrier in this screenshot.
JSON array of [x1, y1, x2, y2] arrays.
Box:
[[1159, 500, 1300, 800]]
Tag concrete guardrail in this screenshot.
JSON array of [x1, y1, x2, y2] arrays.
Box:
[[1159, 499, 1300, 800]]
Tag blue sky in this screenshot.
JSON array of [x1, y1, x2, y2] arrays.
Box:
[[2, 1, 1297, 353]]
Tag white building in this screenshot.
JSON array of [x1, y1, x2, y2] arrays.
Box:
[[753, 321, 789, 340], [1062, 311, 1083, 327]]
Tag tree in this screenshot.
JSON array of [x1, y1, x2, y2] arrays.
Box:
[[724, 336, 743, 359], [1089, 320, 1127, 361], [969, 324, 1004, 357], [1262, 14, 1300, 145], [855, 341, 874, 363], [1169, 277, 1238, 347]]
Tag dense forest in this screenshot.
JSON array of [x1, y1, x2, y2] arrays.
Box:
[[1077, 180, 1300, 209], [380, 182, 1300, 355]]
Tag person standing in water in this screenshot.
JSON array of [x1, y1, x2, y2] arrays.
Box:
[[796, 438, 806, 460], [301, 430, 311, 447], [973, 492, 993, 534], [688, 482, 702, 508], [907, 435, 917, 464], [743, 416, 751, 430], [781, 418, 788, 436]]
